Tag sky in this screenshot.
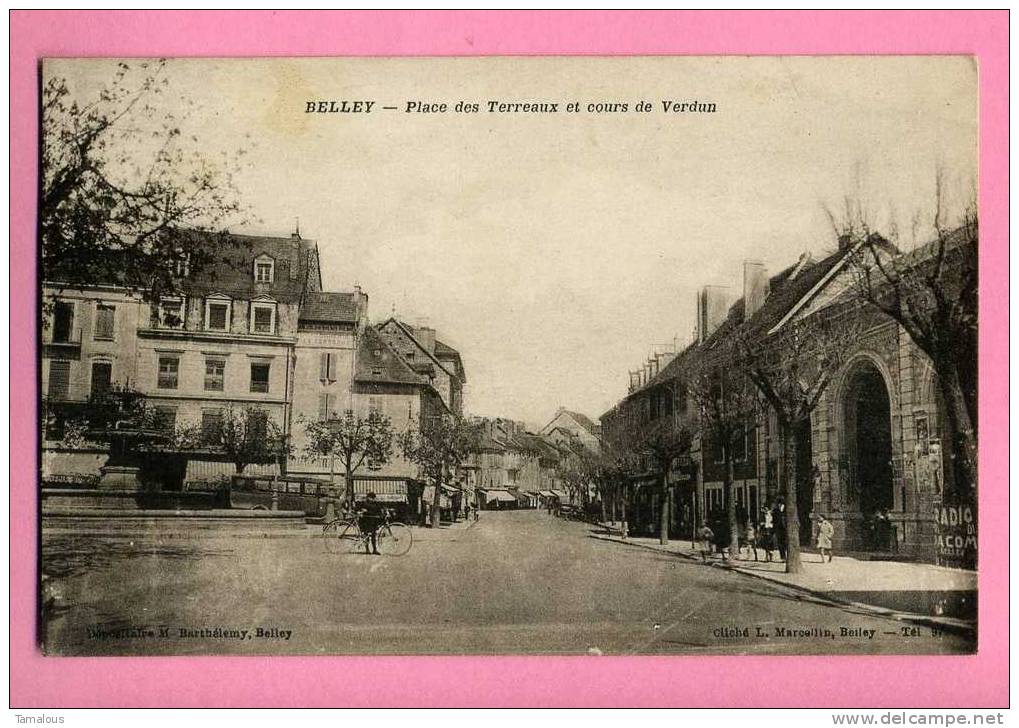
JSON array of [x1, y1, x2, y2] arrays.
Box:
[[49, 57, 977, 429]]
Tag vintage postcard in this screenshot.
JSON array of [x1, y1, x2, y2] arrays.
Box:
[[38, 56, 978, 657]]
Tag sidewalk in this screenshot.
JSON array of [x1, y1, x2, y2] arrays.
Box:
[[591, 524, 976, 633]]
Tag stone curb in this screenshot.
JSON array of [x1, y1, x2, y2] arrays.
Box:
[[591, 533, 976, 637]]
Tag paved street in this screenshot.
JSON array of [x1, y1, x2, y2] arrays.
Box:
[[42, 510, 974, 656]]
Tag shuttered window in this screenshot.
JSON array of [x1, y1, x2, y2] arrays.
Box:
[[90, 361, 112, 398], [318, 392, 332, 421], [201, 409, 224, 446], [319, 352, 338, 382], [47, 361, 71, 400], [94, 304, 115, 340], [153, 406, 177, 434]]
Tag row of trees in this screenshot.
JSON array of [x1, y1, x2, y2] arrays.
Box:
[[58, 389, 482, 528], [563, 199, 976, 574]]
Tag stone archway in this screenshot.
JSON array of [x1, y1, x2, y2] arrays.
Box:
[[835, 354, 896, 526]]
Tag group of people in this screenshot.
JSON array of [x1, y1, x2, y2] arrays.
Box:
[[695, 499, 836, 564]]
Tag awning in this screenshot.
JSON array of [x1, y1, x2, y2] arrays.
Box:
[[538, 490, 556, 497], [551, 490, 568, 499], [353, 478, 409, 503], [421, 485, 451, 509], [480, 489, 517, 503], [440, 484, 461, 495]]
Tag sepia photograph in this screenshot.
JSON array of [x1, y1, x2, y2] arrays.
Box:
[[37, 55, 978, 658]]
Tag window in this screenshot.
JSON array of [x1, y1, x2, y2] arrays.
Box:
[[733, 427, 750, 462], [158, 298, 185, 329], [250, 362, 270, 393], [47, 360, 71, 400], [52, 301, 74, 343], [318, 392, 333, 421], [157, 356, 180, 389], [256, 262, 273, 283], [250, 303, 275, 334], [94, 304, 115, 340], [247, 410, 268, 441], [319, 352, 338, 382], [205, 298, 230, 331], [204, 357, 226, 391], [201, 409, 224, 446], [153, 406, 177, 434], [90, 361, 112, 398]]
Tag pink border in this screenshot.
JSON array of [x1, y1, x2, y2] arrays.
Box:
[[10, 10, 1008, 708]]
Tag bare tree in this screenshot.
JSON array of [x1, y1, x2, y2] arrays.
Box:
[[834, 183, 977, 501], [738, 313, 861, 573], [41, 60, 252, 300], [689, 353, 762, 558], [302, 410, 395, 507], [615, 400, 691, 546]]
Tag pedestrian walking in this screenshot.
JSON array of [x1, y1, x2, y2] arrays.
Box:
[[772, 499, 787, 562], [816, 515, 835, 563], [759, 506, 774, 562], [697, 522, 714, 562], [742, 520, 758, 561], [710, 509, 730, 562]]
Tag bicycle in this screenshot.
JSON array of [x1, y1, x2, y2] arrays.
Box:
[[322, 508, 413, 557]]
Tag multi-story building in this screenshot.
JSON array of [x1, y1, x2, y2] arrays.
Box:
[[601, 228, 974, 563]]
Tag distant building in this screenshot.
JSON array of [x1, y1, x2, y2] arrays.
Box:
[[539, 408, 601, 452]]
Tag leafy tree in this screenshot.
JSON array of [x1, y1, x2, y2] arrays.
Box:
[[399, 414, 481, 528], [41, 59, 250, 300], [835, 187, 977, 502], [302, 410, 395, 507], [214, 406, 290, 475]]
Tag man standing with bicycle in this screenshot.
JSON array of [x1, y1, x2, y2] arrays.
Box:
[[358, 492, 385, 556]]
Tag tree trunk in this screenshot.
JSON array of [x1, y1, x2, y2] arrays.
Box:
[[430, 463, 443, 529], [781, 424, 803, 574], [599, 490, 607, 524], [344, 464, 355, 511], [726, 450, 739, 558], [659, 472, 670, 545], [235, 462, 245, 474], [610, 491, 617, 524], [620, 481, 628, 539], [936, 360, 978, 502]]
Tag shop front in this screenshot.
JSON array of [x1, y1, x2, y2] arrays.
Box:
[[478, 488, 517, 510]]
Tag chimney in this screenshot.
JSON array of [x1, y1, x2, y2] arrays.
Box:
[[743, 260, 770, 320], [353, 285, 369, 324], [414, 326, 436, 354], [289, 239, 300, 280], [697, 285, 735, 343]]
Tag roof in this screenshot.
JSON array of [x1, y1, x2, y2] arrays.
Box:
[[43, 229, 322, 302], [174, 230, 319, 303], [299, 292, 358, 324], [625, 247, 853, 400], [377, 318, 461, 382], [543, 408, 601, 439], [354, 325, 429, 386]]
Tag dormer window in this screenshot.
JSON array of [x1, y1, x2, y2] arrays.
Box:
[[254, 255, 275, 284], [158, 297, 185, 329], [249, 299, 277, 335], [204, 295, 232, 332]]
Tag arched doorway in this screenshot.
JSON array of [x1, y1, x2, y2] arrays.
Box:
[[842, 360, 894, 519]]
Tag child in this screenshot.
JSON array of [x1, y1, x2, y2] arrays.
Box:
[[817, 515, 835, 563], [697, 522, 714, 562], [742, 521, 758, 562]]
